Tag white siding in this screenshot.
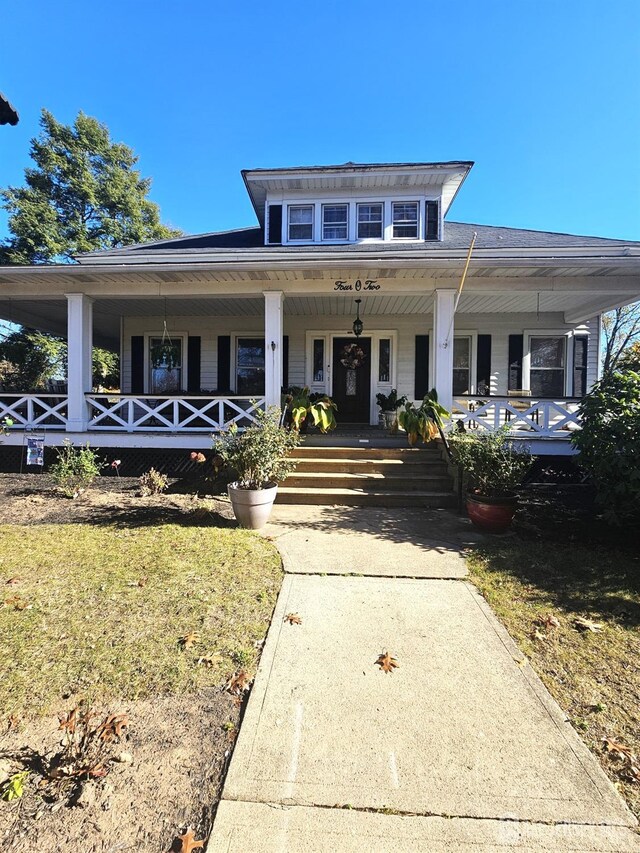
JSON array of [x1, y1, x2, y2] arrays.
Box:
[[586, 316, 601, 389]]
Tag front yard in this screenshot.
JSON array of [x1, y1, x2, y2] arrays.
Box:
[[468, 539, 640, 820], [0, 476, 282, 851]]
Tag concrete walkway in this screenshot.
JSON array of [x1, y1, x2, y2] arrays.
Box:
[[208, 508, 638, 851]]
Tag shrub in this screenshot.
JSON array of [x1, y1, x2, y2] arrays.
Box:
[[214, 407, 300, 489], [448, 427, 533, 498], [138, 468, 169, 496], [571, 370, 640, 524], [49, 441, 103, 498]]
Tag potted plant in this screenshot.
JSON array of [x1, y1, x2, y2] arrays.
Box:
[[213, 406, 300, 529], [375, 389, 407, 430], [285, 386, 338, 434], [397, 389, 448, 446], [448, 427, 533, 533]]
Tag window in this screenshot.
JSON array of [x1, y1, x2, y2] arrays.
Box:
[[149, 337, 182, 394], [453, 337, 471, 395], [530, 336, 565, 397], [313, 339, 325, 382], [379, 339, 391, 383], [236, 338, 265, 395], [322, 204, 348, 240], [288, 205, 313, 241], [392, 202, 419, 238], [357, 203, 383, 239]]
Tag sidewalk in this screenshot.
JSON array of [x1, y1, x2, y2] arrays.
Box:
[[208, 508, 638, 852]]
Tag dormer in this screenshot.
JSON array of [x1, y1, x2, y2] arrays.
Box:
[[242, 161, 473, 247]]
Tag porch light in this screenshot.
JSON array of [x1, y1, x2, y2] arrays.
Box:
[[352, 298, 364, 338]]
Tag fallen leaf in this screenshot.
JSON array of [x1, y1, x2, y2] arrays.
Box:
[[98, 713, 129, 741], [5, 577, 21, 585], [574, 616, 603, 633], [174, 828, 205, 853], [284, 613, 302, 625], [3, 596, 28, 610], [622, 763, 640, 783], [179, 631, 199, 649], [226, 670, 251, 695], [127, 577, 148, 588], [6, 714, 19, 732], [537, 614, 560, 629], [530, 628, 547, 642], [375, 651, 399, 674], [196, 654, 221, 668], [602, 737, 634, 760], [58, 708, 78, 735]]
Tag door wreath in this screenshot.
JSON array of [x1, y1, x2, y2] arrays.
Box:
[[340, 343, 366, 370]]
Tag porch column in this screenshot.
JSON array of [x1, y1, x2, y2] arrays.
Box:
[[264, 290, 284, 409], [66, 293, 93, 432], [433, 289, 456, 412]]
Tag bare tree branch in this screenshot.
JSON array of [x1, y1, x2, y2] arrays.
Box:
[[602, 302, 640, 374]]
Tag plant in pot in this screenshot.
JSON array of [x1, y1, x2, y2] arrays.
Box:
[[447, 426, 533, 533], [285, 386, 338, 434], [213, 406, 300, 529], [397, 389, 448, 446], [375, 389, 407, 431]]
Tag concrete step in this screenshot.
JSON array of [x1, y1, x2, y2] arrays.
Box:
[[292, 457, 449, 475], [285, 471, 453, 491], [276, 487, 456, 508]]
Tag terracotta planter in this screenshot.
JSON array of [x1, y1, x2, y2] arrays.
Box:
[[227, 482, 278, 530], [466, 493, 517, 534]]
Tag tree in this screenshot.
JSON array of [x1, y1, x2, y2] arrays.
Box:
[[1, 109, 180, 264], [601, 302, 640, 375]]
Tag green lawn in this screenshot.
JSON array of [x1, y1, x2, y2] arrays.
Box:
[[468, 540, 640, 818], [0, 524, 282, 717]]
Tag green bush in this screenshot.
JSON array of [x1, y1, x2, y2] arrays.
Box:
[[448, 427, 533, 498], [571, 370, 640, 524], [49, 441, 104, 497]]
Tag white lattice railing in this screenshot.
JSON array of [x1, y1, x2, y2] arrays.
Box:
[[86, 395, 266, 432], [0, 394, 69, 429], [451, 396, 581, 438]]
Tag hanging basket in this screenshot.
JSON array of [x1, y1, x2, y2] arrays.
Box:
[[150, 341, 180, 370]]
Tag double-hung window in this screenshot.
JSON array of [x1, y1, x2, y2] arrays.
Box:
[[530, 337, 565, 397], [453, 337, 472, 395], [288, 205, 313, 241], [322, 204, 348, 240], [392, 202, 419, 238], [149, 337, 182, 394], [357, 203, 383, 239], [236, 338, 265, 395]]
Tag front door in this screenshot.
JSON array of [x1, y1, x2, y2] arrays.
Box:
[[332, 337, 372, 424]]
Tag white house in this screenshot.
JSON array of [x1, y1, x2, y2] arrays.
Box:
[[1, 160, 639, 458]]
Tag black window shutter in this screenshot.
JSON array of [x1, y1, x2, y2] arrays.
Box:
[[217, 335, 231, 393], [573, 336, 587, 397], [508, 334, 524, 390], [476, 335, 492, 392], [187, 336, 201, 392], [425, 200, 440, 241], [131, 336, 144, 394], [267, 205, 283, 245], [283, 335, 289, 391], [414, 335, 430, 399]]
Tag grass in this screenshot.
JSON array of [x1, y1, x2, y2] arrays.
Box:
[[0, 524, 282, 718], [467, 539, 640, 819]]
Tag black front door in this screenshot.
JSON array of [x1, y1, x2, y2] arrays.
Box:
[[332, 337, 371, 424]]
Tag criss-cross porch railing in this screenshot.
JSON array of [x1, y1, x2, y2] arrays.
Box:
[[451, 396, 581, 438], [0, 394, 69, 429], [86, 394, 266, 432]]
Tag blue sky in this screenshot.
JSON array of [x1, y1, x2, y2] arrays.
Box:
[[1, 0, 639, 241]]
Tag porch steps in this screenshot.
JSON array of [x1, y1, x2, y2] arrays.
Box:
[[278, 445, 455, 507]]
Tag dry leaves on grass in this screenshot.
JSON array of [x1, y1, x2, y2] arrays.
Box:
[[284, 613, 302, 625], [537, 614, 560, 630], [603, 737, 634, 760], [225, 670, 251, 696], [602, 737, 640, 786], [171, 827, 205, 853], [179, 631, 200, 649], [375, 651, 399, 674], [196, 654, 222, 669], [3, 595, 29, 610], [574, 616, 603, 633]]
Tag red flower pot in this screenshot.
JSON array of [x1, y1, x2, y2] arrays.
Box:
[[466, 493, 517, 534]]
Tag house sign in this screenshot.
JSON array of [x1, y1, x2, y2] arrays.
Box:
[[334, 279, 381, 292]]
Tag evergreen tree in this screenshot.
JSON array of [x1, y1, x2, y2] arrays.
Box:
[[1, 109, 180, 264]]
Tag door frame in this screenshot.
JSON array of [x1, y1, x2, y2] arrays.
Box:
[[305, 330, 398, 425]]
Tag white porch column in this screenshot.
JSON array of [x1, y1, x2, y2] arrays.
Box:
[[433, 289, 456, 412], [263, 290, 284, 409], [66, 293, 93, 432]]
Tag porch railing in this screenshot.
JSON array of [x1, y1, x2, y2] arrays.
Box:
[[451, 396, 582, 438], [0, 394, 69, 430], [86, 394, 266, 433]]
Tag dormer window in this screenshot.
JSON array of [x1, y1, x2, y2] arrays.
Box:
[[322, 204, 348, 240], [357, 203, 383, 239], [288, 205, 314, 241], [392, 202, 419, 239]]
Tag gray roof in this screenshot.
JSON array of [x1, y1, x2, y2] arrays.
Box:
[[88, 220, 639, 259]]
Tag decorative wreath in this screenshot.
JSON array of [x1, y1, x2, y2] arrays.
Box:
[[340, 343, 367, 370]]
